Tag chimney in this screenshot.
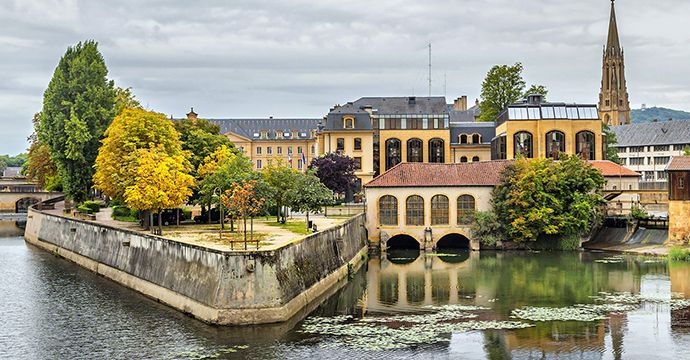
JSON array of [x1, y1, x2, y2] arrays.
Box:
[[453, 96, 468, 111], [186, 107, 198, 121], [526, 94, 543, 105], [475, 98, 479, 106], [408, 96, 416, 105]]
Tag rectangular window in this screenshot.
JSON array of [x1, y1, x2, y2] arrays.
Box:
[[629, 146, 644, 153], [408, 118, 423, 129], [679, 177, 685, 189], [297, 146, 302, 154], [277, 147, 283, 155], [422, 118, 428, 129], [337, 138, 344, 152], [629, 157, 644, 166], [311, 145, 315, 154], [267, 147, 272, 155], [654, 156, 670, 165], [657, 171, 668, 180], [288, 146, 293, 154], [354, 138, 362, 150], [654, 145, 670, 152], [617, 147, 627, 153], [256, 159, 262, 169], [354, 157, 362, 170], [297, 159, 303, 169], [385, 118, 401, 129], [256, 147, 262, 155], [673, 144, 686, 151], [528, 107, 540, 119], [542, 106, 555, 119]]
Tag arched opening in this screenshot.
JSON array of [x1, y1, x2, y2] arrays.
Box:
[[385, 138, 401, 170], [386, 234, 421, 264], [514, 131, 533, 158], [460, 134, 468, 144], [387, 234, 420, 250], [576, 131, 596, 160], [460, 156, 468, 163], [378, 195, 398, 226], [429, 138, 445, 163], [472, 133, 481, 144], [472, 156, 480, 162], [407, 138, 423, 163], [546, 130, 565, 159], [15, 197, 39, 213], [436, 233, 470, 250]]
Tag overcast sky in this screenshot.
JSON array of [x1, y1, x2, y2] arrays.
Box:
[[2, 0, 689, 155]]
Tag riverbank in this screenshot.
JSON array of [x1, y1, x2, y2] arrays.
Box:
[[24, 203, 368, 325]]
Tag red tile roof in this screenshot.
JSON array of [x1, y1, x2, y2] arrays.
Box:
[[667, 156, 690, 171], [365, 160, 513, 188], [588, 160, 640, 177]]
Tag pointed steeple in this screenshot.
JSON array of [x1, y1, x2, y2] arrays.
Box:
[[606, 0, 621, 54], [599, 0, 630, 126]]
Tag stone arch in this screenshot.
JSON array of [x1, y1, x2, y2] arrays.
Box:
[[386, 234, 421, 250], [15, 197, 40, 213], [435, 233, 470, 250]]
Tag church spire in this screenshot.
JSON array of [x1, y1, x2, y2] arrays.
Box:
[[599, 0, 630, 126]]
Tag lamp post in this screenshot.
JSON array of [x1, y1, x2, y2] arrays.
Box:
[[213, 187, 224, 241]]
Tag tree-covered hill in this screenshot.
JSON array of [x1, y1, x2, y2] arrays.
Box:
[[631, 107, 690, 123]]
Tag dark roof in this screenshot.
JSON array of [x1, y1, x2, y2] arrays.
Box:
[[206, 118, 321, 140], [1, 167, 22, 178], [611, 121, 690, 147], [449, 122, 495, 145], [449, 104, 481, 122], [588, 161, 640, 177], [667, 156, 690, 171], [365, 160, 512, 188], [324, 96, 448, 131]]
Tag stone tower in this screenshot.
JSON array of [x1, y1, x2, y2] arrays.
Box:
[[599, 0, 630, 126]]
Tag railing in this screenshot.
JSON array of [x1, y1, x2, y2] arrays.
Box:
[[324, 204, 365, 217], [638, 181, 668, 191]]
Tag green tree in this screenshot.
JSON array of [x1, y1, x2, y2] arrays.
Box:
[[114, 86, 143, 115], [479, 63, 526, 122], [287, 170, 333, 228], [222, 179, 266, 247], [523, 84, 548, 100], [683, 145, 690, 156], [38, 40, 116, 202], [94, 108, 186, 202], [262, 160, 299, 223], [492, 155, 605, 245], [602, 122, 620, 163], [174, 118, 235, 175], [25, 141, 62, 191]]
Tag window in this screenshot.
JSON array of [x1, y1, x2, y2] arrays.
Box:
[[344, 117, 354, 129], [277, 147, 283, 155], [658, 171, 668, 180], [629, 146, 644, 153], [617, 147, 627, 153], [311, 145, 315, 154], [629, 157, 644, 166], [385, 117, 401, 130], [288, 146, 293, 154], [406, 195, 424, 226], [679, 177, 685, 189], [385, 138, 401, 170], [457, 195, 475, 224], [407, 138, 423, 162], [460, 156, 467, 163], [408, 118, 423, 129], [429, 138, 444, 163], [431, 195, 449, 225], [297, 146, 303, 154], [514, 131, 533, 158], [576, 131, 595, 160], [472, 134, 481, 144], [354, 157, 362, 170], [674, 144, 686, 151], [654, 156, 670, 165], [472, 156, 479, 162], [354, 138, 362, 151], [283, 131, 291, 138], [491, 135, 507, 160], [379, 196, 398, 226], [546, 131, 565, 159], [460, 134, 468, 144], [654, 145, 670, 152], [336, 138, 344, 152], [267, 147, 272, 155], [256, 147, 262, 155], [256, 159, 262, 169], [297, 159, 303, 169]]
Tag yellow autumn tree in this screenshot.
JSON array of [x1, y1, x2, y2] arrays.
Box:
[[123, 146, 195, 234], [94, 108, 186, 201], [222, 180, 265, 249]]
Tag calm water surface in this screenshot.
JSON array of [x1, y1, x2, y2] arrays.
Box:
[[3, 220, 690, 359]]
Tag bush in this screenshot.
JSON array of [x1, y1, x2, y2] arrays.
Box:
[[182, 208, 192, 221], [471, 211, 503, 247], [112, 205, 131, 218], [82, 200, 101, 213], [77, 205, 93, 214], [669, 247, 690, 262], [629, 205, 648, 220]]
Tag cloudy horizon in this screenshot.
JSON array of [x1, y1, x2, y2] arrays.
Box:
[[2, 0, 690, 155]]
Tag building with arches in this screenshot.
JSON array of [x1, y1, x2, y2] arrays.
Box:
[[364, 161, 512, 251]]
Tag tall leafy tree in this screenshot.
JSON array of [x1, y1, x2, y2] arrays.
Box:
[[114, 86, 143, 115], [174, 118, 235, 175], [523, 84, 548, 100], [93, 108, 188, 202], [222, 179, 266, 247], [479, 63, 526, 122], [602, 122, 620, 163], [262, 160, 299, 223], [287, 170, 333, 229], [39, 40, 116, 202], [308, 152, 357, 197]]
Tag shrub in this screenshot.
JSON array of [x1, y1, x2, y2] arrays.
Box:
[[182, 208, 192, 221], [629, 205, 648, 220], [669, 247, 690, 262], [112, 205, 131, 218], [471, 211, 503, 247], [82, 200, 101, 213], [77, 205, 93, 214]]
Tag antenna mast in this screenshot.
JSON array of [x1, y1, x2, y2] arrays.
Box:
[[428, 42, 432, 97]]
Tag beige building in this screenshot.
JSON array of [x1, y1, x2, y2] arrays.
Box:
[[589, 160, 641, 215], [364, 161, 511, 251]]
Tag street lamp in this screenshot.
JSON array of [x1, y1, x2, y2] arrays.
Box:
[[213, 187, 224, 241]]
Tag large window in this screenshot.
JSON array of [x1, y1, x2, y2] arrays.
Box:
[[379, 195, 398, 226], [514, 131, 533, 158], [472, 134, 481, 144], [406, 195, 424, 226], [408, 118, 423, 129], [576, 131, 595, 160], [354, 138, 362, 151], [491, 135, 507, 160], [431, 195, 449, 225], [546, 131, 565, 159], [385, 138, 401, 170], [460, 134, 468, 144], [457, 195, 475, 224], [407, 138, 423, 162], [336, 138, 344, 152], [429, 138, 445, 163]]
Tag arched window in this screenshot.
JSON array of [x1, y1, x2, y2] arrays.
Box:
[[546, 131, 565, 159], [472, 156, 479, 162], [457, 195, 475, 224], [385, 138, 401, 170], [576, 131, 595, 160], [431, 195, 449, 225], [514, 131, 533, 158], [407, 138, 423, 163], [406, 195, 424, 226], [460, 134, 468, 144], [460, 156, 468, 163], [379, 195, 398, 226], [604, 114, 611, 125], [429, 138, 444, 163], [472, 134, 481, 144]]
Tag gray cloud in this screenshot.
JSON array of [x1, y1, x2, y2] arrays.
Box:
[[2, 0, 689, 155]]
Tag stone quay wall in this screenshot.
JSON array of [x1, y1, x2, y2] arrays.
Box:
[[24, 208, 368, 325]]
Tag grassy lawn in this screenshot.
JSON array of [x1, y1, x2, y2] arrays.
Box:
[[113, 214, 139, 222], [265, 219, 312, 235]]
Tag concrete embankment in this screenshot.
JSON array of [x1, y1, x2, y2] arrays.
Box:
[[584, 224, 669, 256], [24, 208, 368, 325]]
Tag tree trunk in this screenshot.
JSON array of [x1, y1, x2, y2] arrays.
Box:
[[243, 215, 248, 250], [149, 211, 154, 233], [207, 199, 211, 224], [176, 208, 180, 226], [220, 203, 224, 230], [158, 209, 163, 235], [306, 211, 310, 229], [251, 216, 254, 249]]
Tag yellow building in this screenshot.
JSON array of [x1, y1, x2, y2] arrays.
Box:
[[491, 95, 604, 161]]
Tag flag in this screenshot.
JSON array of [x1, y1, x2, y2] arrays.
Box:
[[301, 152, 306, 166]]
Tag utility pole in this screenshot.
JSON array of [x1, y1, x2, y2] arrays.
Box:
[[428, 42, 432, 97]]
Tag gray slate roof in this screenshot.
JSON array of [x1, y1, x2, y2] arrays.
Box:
[[449, 122, 495, 145], [324, 96, 448, 131], [611, 120, 690, 147], [449, 104, 481, 122], [206, 118, 321, 140]]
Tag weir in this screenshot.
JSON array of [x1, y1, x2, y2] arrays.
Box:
[[24, 206, 368, 325]]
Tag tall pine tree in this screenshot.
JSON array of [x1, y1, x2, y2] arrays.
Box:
[[39, 40, 116, 202]]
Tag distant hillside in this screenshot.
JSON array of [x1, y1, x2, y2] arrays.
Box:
[[631, 107, 690, 123]]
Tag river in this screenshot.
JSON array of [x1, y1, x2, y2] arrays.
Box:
[[3, 220, 690, 359]]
